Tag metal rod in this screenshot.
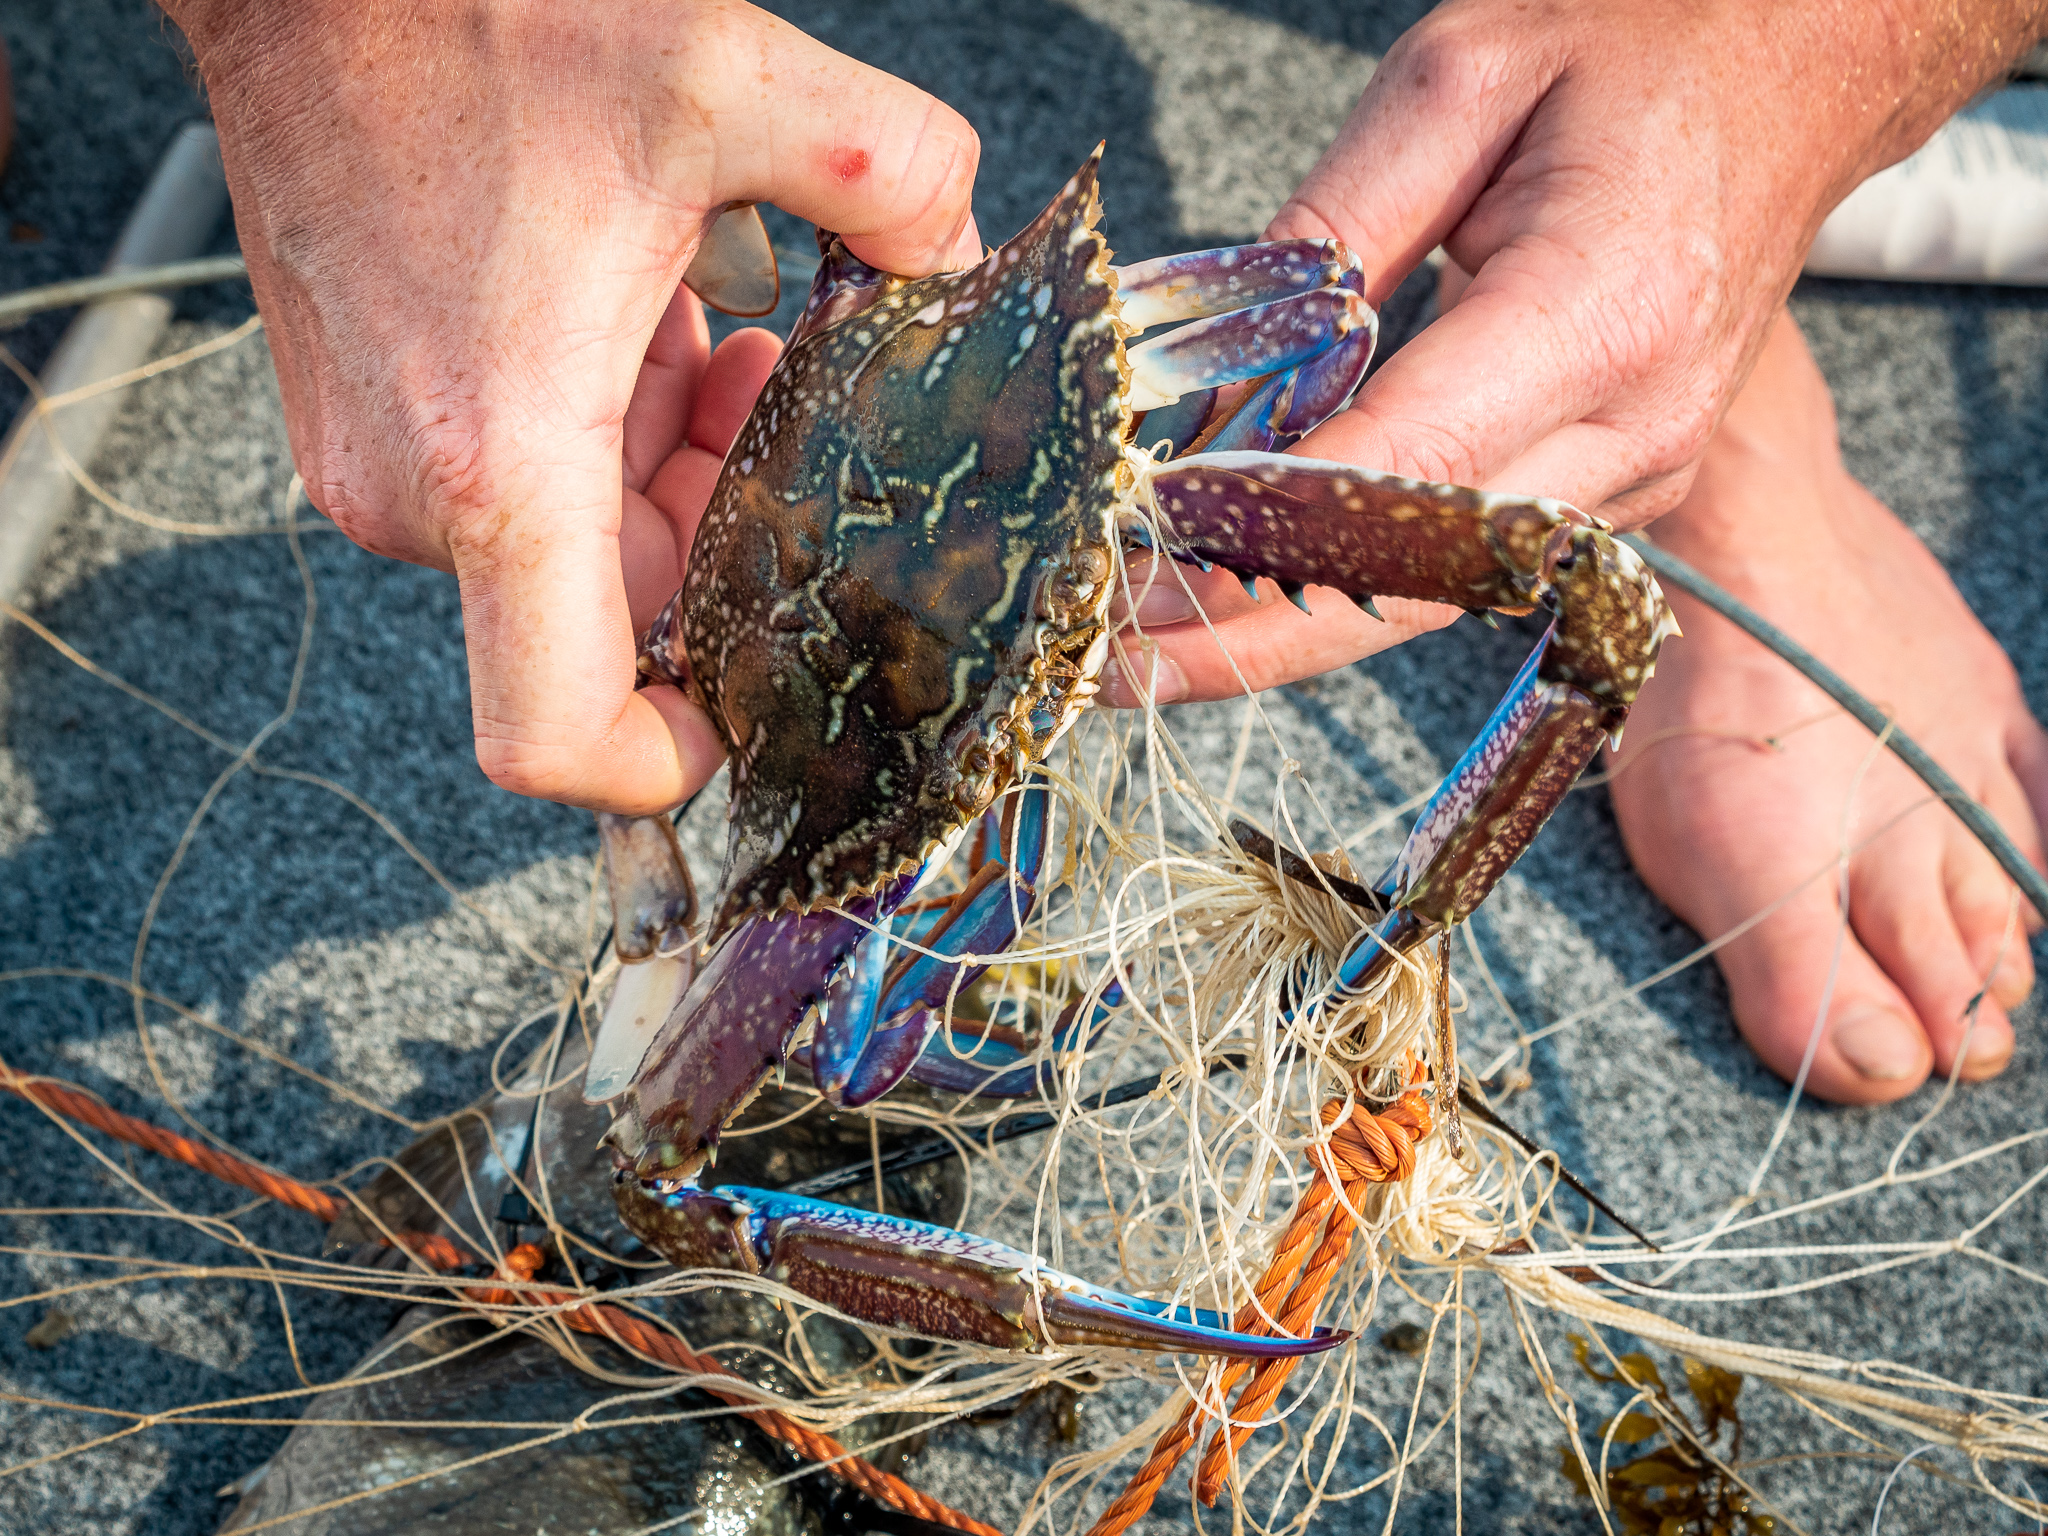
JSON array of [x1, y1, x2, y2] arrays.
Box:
[[1621, 533, 2048, 923], [0, 123, 232, 608], [1456, 1086, 1657, 1250], [0, 254, 248, 330]]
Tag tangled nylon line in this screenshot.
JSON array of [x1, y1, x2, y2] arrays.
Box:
[[3, 298, 2048, 1536]]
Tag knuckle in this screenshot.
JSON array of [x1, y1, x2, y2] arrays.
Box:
[[473, 734, 588, 804], [407, 403, 501, 546], [1366, 411, 1487, 489], [881, 96, 980, 238]]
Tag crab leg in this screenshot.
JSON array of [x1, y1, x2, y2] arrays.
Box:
[[1140, 453, 1675, 976], [596, 812, 698, 961], [583, 813, 701, 1104], [896, 981, 1122, 1100], [1113, 239, 1361, 328], [1119, 241, 1376, 455], [1126, 288, 1373, 413], [811, 777, 1057, 1108], [613, 1177, 1343, 1357]]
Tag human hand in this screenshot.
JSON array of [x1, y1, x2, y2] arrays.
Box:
[[164, 0, 980, 812], [1106, 0, 2045, 706]]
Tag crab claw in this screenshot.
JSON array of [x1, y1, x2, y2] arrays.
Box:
[[612, 1177, 1345, 1358]]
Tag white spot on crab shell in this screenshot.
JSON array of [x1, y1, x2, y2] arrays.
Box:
[[1025, 448, 1052, 503], [1007, 323, 1037, 368], [1032, 284, 1052, 317], [912, 300, 946, 327]]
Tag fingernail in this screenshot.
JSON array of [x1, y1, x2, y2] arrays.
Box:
[[1831, 1008, 1924, 1081], [1960, 1028, 2013, 1080], [1100, 646, 1188, 708], [943, 212, 983, 270], [1130, 580, 1199, 627]]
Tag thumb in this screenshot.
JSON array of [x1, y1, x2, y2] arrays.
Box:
[[445, 444, 724, 815], [695, 9, 981, 274], [1264, 19, 1554, 302]]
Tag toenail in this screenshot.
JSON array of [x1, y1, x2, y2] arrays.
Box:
[[1831, 1009, 1925, 1081], [1960, 1029, 2013, 1079]]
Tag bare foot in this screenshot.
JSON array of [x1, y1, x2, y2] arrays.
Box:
[[1609, 309, 2048, 1103]]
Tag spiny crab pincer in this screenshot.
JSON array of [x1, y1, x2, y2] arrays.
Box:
[[585, 147, 1676, 1358]]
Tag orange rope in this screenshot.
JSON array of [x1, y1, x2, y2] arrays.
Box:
[[0, 1061, 998, 1536], [1086, 1077, 1434, 1536], [470, 1244, 1001, 1535]]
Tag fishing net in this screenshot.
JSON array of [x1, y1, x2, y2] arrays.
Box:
[[3, 272, 2048, 1536]]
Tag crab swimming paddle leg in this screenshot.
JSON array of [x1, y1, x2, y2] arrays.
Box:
[[584, 813, 701, 1104], [612, 1178, 1346, 1358], [1141, 455, 1678, 979], [813, 775, 1056, 1109]]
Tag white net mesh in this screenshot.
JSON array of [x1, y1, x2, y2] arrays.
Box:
[[3, 300, 2047, 1536]]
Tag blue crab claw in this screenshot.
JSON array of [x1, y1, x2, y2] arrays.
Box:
[[1138, 453, 1677, 977], [612, 1177, 1345, 1358]]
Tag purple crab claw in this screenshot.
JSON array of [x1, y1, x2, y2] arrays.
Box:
[[607, 875, 915, 1176], [613, 1176, 1346, 1358], [1135, 452, 1676, 985]]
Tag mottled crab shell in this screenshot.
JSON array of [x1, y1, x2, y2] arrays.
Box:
[[679, 151, 1131, 937]]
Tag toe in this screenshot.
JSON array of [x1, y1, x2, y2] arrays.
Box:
[[1947, 861, 2035, 1016], [1851, 847, 2016, 1083], [1940, 765, 2040, 1020]]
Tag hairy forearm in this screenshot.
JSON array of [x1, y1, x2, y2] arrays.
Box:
[[1815, 0, 2048, 196]]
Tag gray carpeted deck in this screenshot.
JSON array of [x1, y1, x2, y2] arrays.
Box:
[[2, 3, 2044, 1532]]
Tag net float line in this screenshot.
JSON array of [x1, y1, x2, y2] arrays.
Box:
[[1087, 1074, 1436, 1536], [0, 1057, 999, 1536]]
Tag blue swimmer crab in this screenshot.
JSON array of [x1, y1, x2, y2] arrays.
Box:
[[592, 148, 1675, 1358]]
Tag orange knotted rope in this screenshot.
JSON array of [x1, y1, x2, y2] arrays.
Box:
[[0, 1059, 998, 1536], [1086, 1074, 1434, 1536]]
